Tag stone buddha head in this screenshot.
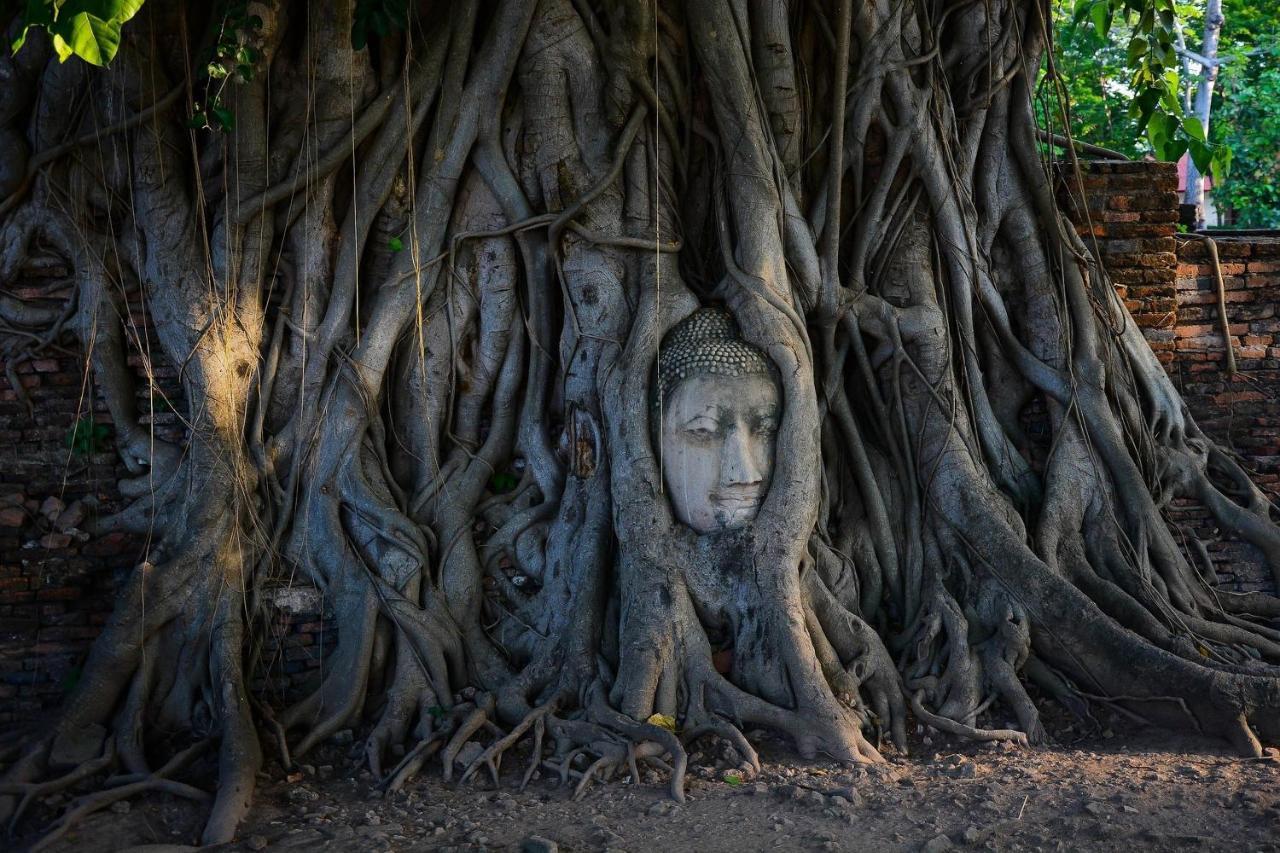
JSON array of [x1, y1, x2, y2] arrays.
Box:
[[653, 307, 781, 534]]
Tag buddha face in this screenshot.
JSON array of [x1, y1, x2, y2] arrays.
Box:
[[660, 372, 780, 533]]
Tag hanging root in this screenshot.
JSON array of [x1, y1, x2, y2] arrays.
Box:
[[7, 0, 1280, 842]]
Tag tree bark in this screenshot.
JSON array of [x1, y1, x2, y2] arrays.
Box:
[[1, 0, 1279, 845]]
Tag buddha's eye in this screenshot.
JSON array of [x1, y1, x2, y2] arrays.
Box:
[[682, 420, 720, 441]]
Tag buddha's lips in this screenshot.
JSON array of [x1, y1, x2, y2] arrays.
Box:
[[712, 488, 764, 513]]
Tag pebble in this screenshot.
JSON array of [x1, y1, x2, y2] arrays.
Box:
[[456, 742, 485, 768], [647, 800, 678, 817], [521, 837, 559, 853], [246, 837, 269, 851], [922, 833, 953, 852]]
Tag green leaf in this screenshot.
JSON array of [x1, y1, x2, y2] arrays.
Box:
[[490, 472, 517, 493], [212, 104, 234, 131], [60, 665, 82, 693], [1182, 116, 1205, 142], [1210, 145, 1232, 185], [387, 235, 404, 252], [65, 416, 111, 455], [50, 32, 75, 61], [1187, 139, 1212, 173], [1132, 89, 1161, 132], [1089, 1, 1111, 36], [17, 0, 146, 65], [1146, 110, 1180, 158], [1161, 137, 1188, 164], [1126, 37, 1147, 63]]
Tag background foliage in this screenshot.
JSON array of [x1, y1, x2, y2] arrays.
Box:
[[1048, 0, 1280, 227]]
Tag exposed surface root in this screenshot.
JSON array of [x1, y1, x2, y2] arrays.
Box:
[[3, 0, 1280, 844]]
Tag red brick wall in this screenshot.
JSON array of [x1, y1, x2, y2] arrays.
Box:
[[1056, 160, 1181, 356], [0, 268, 332, 726], [1061, 160, 1279, 593], [0, 268, 140, 725], [1169, 235, 1280, 590]]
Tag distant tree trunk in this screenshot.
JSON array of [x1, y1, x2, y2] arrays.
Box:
[[1184, 0, 1224, 228], [2, 0, 1280, 847]]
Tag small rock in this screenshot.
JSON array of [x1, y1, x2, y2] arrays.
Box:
[[592, 828, 622, 845], [750, 782, 769, 795], [39, 532, 72, 549], [330, 729, 354, 746], [110, 800, 131, 814], [455, 741, 484, 768], [246, 837, 269, 851], [55, 501, 85, 531], [647, 800, 677, 817], [1083, 801, 1106, 816], [0, 506, 25, 527], [962, 826, 983, 844], [521, 837, 558, 853], [923, 834, 953, 853], [828, 792, 860, 810], [286, 787, 319, 803], [39, 496, 65, 519]]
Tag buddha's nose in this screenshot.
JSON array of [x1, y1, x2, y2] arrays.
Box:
[[721, 426, 763, 486]]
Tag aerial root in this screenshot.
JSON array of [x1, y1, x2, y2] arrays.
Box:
[[440, 694, 498, 783], [20, 738, 211, 853], [679, 701, 762, 776], [31, 778, 211, 853], [2, 738, 117, 834], [459, 701, 557, 786], [909, 690, 1029, 746], [382, 731, 448, 793], [253, 697, 293, 772], [386, 692, 691, 802]]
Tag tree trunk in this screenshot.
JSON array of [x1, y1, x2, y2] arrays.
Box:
[[2, 0, 1279, 845], [1184, 0, 1224, 227]]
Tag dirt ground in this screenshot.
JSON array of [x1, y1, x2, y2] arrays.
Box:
[[20, 715, 1280, 853]]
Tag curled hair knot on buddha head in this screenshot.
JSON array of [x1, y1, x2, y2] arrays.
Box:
[[652, 306, 775, 416]]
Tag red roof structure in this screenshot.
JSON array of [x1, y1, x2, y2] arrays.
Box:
[[1176, 152, 1214, 193]]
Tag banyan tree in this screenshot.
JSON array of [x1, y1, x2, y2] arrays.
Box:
[[2, 0, 1279, 845]]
